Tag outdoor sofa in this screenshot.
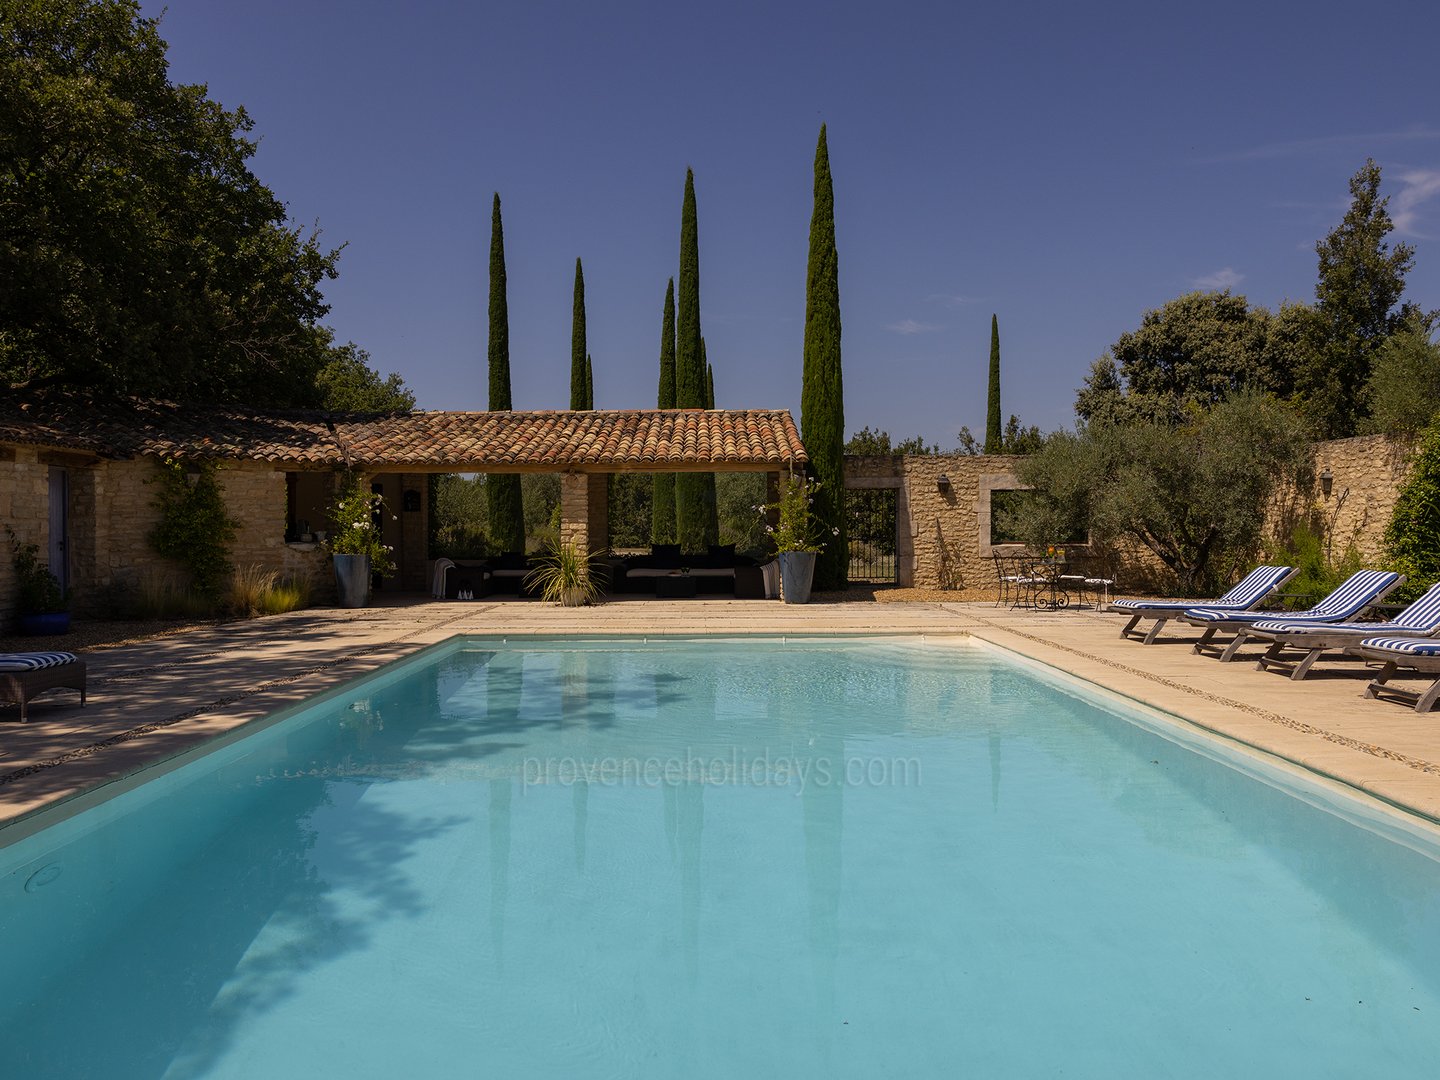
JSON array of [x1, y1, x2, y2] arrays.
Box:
[[612, 545, 769, 598]]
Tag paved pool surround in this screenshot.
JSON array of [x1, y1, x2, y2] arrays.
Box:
[[2, 596, 1440, 832]]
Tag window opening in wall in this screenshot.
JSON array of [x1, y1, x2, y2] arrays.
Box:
[[989, 489, 1028, 546], [989, 488, 1087, 547], [286, 472, 330, 543]]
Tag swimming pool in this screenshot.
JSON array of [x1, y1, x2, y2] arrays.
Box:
[[2, 636, 1439, 1077]]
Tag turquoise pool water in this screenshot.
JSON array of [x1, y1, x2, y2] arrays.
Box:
[[2, 637, 1439, 1078]]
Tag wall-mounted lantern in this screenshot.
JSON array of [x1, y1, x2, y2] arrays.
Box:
[[402, 489, 422, 512], [936, 474, 951, 494], [1319, 468, 1333, 498]]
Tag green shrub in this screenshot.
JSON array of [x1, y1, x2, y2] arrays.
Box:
[[227, 564, 277, 616], [258, 574, 310, 615], [1271, 523, 1362, 610], [131, 571, 217, 619], [6, 525, 66, 615], [148, 458, 238, 599], [1365, 320, 1440, 436], [1384, 422, 1440, 602], [227, 564, 312, 616]]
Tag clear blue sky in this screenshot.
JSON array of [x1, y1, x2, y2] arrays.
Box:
[[141, 0, 1440, 446]]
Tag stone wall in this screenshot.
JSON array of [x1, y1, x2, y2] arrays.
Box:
[[559, 472, 610, 556], [1301, 434, 1413, 562], [848, 432, 1419, 597], [844, 453, 1027, 589], [0, 447, 51, 624]]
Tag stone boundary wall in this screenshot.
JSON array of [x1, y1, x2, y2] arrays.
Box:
[[846, 433, 1416, 597], [1292, 433, 1413, 563], [845, 453, 1026, 589], [0, 448, 51, 624]]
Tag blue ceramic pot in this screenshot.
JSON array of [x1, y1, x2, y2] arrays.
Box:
[[20, 611, 70, 635]]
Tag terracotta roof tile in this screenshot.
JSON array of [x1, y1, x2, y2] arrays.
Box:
[[0, 396, 807, 470]]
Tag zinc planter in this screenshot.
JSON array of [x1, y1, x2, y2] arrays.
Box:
[[333, 554, 372, 609], [778, 551, 817, 604]]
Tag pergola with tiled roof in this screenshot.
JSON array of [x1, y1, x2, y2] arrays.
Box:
[[0, 395, 807, 572], [0, 397, 807, 473]]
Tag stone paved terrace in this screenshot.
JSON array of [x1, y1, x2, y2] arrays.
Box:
[[3, 597, 1440, 837]]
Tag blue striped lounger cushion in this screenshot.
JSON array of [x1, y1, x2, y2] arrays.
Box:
[[1358, 637, 1440, 657], [0, 652, 79, 672]]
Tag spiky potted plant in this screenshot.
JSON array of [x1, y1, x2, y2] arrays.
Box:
[[524, 542, 604, 606]]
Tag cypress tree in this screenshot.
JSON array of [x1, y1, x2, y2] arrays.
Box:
[[700, 339, 718, 544], [801, 125, 846, 590], [570, 258, 587, 409], [585, 354, 593, 409], [652, 279, 677, 544], [486, 193, 525, 553], [675, 169, 708, 552], [984, 313, 1002, 453]]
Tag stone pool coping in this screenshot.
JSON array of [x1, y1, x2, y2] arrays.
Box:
[[2, 595, 1439, 834]]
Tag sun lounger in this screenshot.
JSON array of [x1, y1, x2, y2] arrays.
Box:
[[1238, 582, 1440, 680], [0, 651, 87, 722], [1110, 565, 1296, 645], [1181, 569, 1402, 661], [1349, 636, 1440, 712]]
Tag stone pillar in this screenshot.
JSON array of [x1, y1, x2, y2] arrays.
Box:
[[560, 472, 594, 553]]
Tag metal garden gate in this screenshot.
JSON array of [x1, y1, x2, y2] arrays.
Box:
[[845, 488, 899, 584]]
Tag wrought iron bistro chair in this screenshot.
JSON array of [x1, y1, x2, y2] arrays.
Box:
[[1059, 553, 1116, 610], [993, 553, 1051, 608], [992, 553, 1028, 607]]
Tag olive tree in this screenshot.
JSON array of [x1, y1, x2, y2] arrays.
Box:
[[1009, 391, 1313, 594]]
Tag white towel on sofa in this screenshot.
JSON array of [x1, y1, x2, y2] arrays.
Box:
[[431, 558, 456, 599], [760, 560, 780, 600]]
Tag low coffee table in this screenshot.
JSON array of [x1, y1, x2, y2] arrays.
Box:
[[655, 571, 697, 599]]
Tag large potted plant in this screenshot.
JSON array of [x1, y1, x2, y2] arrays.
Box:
[[325, 479, 396, 608], [6, 526, 69, 634], [524, 542, 604, 606], [760, 475, 837, 604]]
